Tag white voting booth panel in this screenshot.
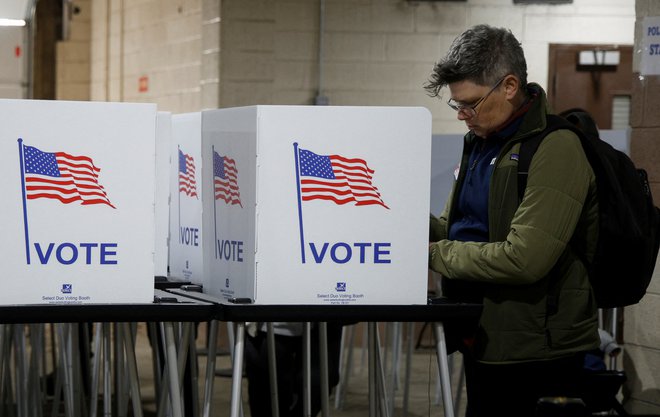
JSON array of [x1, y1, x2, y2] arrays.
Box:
[[0, 99, 157, 305], [202, 106, 431, 305], [155, 112, 171, 278], [169, 112, 204, 285]]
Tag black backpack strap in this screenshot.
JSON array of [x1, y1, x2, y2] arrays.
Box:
[[517, 130, 544, 201]]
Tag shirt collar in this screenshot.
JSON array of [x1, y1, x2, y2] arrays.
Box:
[[487, 91, 538, 140]]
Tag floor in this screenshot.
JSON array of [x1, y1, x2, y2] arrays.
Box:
[[132, 322, 467, 417], [28, 321, 632, 417], [7, 319, 642, 417]]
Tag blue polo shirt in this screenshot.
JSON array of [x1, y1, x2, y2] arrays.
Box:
[[448, 117, 525, 243]]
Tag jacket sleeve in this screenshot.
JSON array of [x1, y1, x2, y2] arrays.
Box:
[[429, 130, 594, 285]]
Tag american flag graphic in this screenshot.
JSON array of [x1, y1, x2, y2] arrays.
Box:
[[213, 151, 242, 207], [23, 144, 115, 208], [178, 149, 198, 198], [298, 147, 388, 208]]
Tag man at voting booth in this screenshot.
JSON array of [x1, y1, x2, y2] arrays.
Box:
[[426, 24, 600, 417]]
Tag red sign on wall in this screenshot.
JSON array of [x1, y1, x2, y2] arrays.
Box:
[[138, 76, 148, 93]]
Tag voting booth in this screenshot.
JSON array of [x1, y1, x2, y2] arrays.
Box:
[[0, 99, 157, 304], [169, 112, 204, 284], [201, 106, 431, 305], [155, 112, 171, 278]]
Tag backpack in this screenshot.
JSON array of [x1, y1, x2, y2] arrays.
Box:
[[518, 112, 660, 308]]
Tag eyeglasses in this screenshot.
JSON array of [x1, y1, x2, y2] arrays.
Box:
[[447, 76, 506, 118]]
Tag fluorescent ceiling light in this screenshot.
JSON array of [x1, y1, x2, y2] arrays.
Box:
[[0, 18, 26, 26]]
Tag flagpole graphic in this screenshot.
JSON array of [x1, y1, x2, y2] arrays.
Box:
[[17, 139, 31, 264], [293, 142, 306, 263], [212, 145, 219, 258], [178, 145, 182, 243]]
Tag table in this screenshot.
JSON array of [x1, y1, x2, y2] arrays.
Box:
[[168, 288, 482, 417], [0, 289, 216, 417], [1, 287, 482, 417], [0, 289, 214, 324]]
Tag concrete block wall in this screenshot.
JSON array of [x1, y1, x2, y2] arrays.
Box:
[[56, 0, 91, 100], [623, 0, 660, 413], [217, 0, 634, 133], [201, 0, 221, 109], [86, 0, 634, 131], [90, 0, 202, 112]]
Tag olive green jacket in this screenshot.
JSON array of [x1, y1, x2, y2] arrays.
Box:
[[429, 84, 600, 364]]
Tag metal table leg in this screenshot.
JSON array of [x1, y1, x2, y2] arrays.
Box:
[[230, 322, 246, 417], [368, 322, 376, 417], [90, 323, 102, 417], [102, 323, 112, 417], [202, 320, 219, 417], [374, 326, 390, 417], [433, 322, 455, 417], [121, 323, 143, 417], [334, 324, 355, 411], [55, 324, 74, 417], [188, 326, 200, 417], [266, 323, 280, 417], [14, 325, 28, 417], [303, 322, 312, 417], [319, 322, 330, 417], [163, 322, 183, 417], [403, 322, 414, 417]]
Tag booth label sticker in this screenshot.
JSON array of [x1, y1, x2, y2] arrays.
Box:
[[315, 282, 366, 305], [39, 284, 94, 304]]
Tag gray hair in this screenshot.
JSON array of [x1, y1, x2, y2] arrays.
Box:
[[424, 24, 528, 97]]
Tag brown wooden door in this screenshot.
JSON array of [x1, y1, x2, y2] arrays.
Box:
[[548, 44, 633, 129]]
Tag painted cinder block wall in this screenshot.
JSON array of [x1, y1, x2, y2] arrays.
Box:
[[56, 0, 91, 100], [89, 0, 634, 133]]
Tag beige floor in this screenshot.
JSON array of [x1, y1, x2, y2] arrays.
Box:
[[133, 322, 467, 417]]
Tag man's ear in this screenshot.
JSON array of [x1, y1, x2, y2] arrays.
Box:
[[502, 75, 519, 100]]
